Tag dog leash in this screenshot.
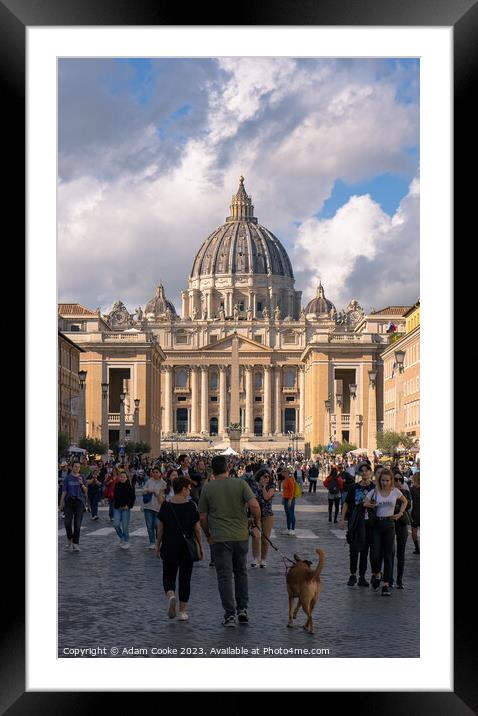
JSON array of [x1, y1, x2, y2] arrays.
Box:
[[248, 522, 297, 575]]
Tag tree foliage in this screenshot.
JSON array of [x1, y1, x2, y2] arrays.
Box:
[[376, 431, 414, 453], [79, 436, 107, 456], [58, 432, 70, 457]]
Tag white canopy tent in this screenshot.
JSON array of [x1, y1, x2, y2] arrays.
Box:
[[68, 445, 87, 454], [348, 448, 368, 456], [220, 446, 239, 456]]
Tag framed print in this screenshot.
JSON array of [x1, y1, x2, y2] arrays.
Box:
[[2, 0, 468, 709]]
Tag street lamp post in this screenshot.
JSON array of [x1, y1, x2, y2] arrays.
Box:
[[368, 370, 378, 453], [324, 398, 331, 445], [101, 382, 109, 449], [134, 398, 140, 443], [119, 391, 126, 444], [394, 350, 406, 433], [349, 383, 357, 447], [78, 370, 87, 442]]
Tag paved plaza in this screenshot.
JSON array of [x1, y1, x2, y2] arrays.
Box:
[[58, 486, 420, 658]]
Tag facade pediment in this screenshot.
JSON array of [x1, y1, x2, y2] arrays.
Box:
[[202, 334, 272, 352]]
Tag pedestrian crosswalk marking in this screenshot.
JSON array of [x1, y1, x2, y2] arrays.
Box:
[[270, 529, 318, 539], [330, 529, 347, 540], [129, 527, 148, 537], [83, 527, 116, 536]]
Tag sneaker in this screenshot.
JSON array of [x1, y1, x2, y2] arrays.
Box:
[[121, 542, 130, 550], [259, 560, 267, 568], [358, 576, 369, 587], [209, 562, 215, 567], [222, 615, 237, 628], [250, 561, 259, 568], [381, 586, 391, 597], [371, 576, 381, 591], [289, 530, 296, 536], [396, 582, 404, 590], [92, 515, 99, 521], [237, 609, 249, 624], [177, 612, 189, 621], [168, 596, 177, 619], [63, 542, 72, 551], [148, 543, 156, 550], [72, 544, 80, 552], [60, 512, 65, 519], [347, 574, 357, 587]]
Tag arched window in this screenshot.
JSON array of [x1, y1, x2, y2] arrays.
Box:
[[284, 369, 296, 388], [210, 371, 218, 390], [254, 371, 263, 390], [210, 417, 218, 435], [254, 417, 263, 436], [176, 369, 188, 388]]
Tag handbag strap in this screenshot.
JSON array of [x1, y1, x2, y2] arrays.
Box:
[[168, 502, 191, 545]]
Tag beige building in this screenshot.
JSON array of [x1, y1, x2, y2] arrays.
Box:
[[382, 301, 420, 443], [59, 178, 415, 455], [58, 304, 166, 454], [58, 330, 84, 444]]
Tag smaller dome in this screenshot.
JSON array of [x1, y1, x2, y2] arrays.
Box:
[[144, 284, 177, 320], [305, 281, 336, 320]]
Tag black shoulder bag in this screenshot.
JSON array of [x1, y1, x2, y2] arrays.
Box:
[[365, 488, 377, 528], [168, 503, 201, 562]]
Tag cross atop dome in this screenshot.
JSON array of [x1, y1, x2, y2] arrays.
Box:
[[226, 176, 257, 223]]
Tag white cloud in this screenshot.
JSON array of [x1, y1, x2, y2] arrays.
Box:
[[58, 58, 419, 314], [293, 175, 420, 312]]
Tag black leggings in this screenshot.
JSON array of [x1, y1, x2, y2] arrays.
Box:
[[328, 497, 340, 520], [349, 526, 373, 577], [371, 520, 396, 584], [308, 480, 317, 493], [391, 523, 409, 585], [162, 555, 193, 603]]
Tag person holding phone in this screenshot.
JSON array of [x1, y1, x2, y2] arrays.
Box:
[[364, 467, 408, 596], [340, 461, 374, 587], [249, 468, 275, 568]]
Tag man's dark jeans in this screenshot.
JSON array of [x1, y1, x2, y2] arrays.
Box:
[[63, 497, 85, 544], [213, 540, 249, 618], [308, 480, 317, 493], [88, 491, 100, 518], [349, 524, 373, 577]]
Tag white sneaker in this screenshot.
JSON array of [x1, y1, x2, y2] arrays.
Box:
[[289, 530, 296, 536], [250, 561, 259, 568], [121, 542, 130, 549], [177, 612, 189, 621], [148, 543, 156, 550], [72, 544, 80, 552], [259, 560, 267, 568], [64, 542, 72, 551]]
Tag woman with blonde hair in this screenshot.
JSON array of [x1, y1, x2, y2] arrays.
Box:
[[364, 467, 408, 596], [410, 471, 420, 554]]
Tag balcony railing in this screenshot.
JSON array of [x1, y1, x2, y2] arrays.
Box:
[[108, 412, 135, 424]]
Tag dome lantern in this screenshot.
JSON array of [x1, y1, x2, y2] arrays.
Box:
[[226, 176, 257, 224]]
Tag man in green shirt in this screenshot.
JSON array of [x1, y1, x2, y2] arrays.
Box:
[[199, 455, 261, 627]]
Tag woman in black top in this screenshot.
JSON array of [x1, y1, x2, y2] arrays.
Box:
[[410, 471, 420, 554], [156, 476, 204, 621], [390, 474, 412, 588], [112, 471, 136, 549]]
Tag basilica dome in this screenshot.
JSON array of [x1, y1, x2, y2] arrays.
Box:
[[144, 284, 177, 320], [305, 282, 336, 320], [190, 177, 294, 279]]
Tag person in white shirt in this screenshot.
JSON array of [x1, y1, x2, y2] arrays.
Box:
[[363, 467, 408, 596], [142, 467, 167, 548]]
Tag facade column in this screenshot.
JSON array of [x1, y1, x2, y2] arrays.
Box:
[[244, 365, 253, 436], [250, 291, 256, 318], [190, 367, 199, 434], [274, 366, 282, 435], [263, 366, 272, 436], [368, 371, 377, 452], [298, 366, 305, 435], [349, 384, 358, 447], [219, 365, 227, 436], [200, 366, 209, 434], [101, 382, 109, 448], [163, 366, 173, 435]]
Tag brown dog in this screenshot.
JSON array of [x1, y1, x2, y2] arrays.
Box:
[[286, 549, 325, 634]]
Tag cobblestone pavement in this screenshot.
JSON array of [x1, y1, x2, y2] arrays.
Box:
[[58, 486, 420, 658]]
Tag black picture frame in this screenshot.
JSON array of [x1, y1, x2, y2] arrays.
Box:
[[4, 0, 465, 710]]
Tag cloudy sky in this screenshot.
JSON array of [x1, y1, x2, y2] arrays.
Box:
[[58, 57, 419, 315]]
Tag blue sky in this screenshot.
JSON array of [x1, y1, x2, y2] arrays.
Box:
[[58, 57, 419, 313]]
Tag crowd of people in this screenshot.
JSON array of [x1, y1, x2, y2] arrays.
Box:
[[58, 449, 420, 624]]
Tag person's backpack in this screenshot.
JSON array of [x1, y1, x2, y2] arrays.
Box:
[[294, 480, 302, 498], [328, 475, 340, 495], [346, 505, 366, 551]]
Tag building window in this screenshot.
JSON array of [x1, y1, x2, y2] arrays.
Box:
[[70, 324, 82, 332], [254, 335, 263, 344], [284, 369, 295, 388], [175, 333, 188, 344], [209, 335, 218, 344], [210, 372, 218, 389], [255, 396, 262, 402], [254, 372, 263, 389], [176, 408, 188, 434], [283, 333, 296, 345], [210, 417, 218, 435], [176, 369, 188, 388], [177, 396, 186, 402], [254, 417, 263, 436], [210, 396, 218, 402], [257, 301, 263, 312], [286, 396, 295, 402]]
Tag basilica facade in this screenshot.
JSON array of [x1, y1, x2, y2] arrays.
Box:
[[59, 178, 411, 455]]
